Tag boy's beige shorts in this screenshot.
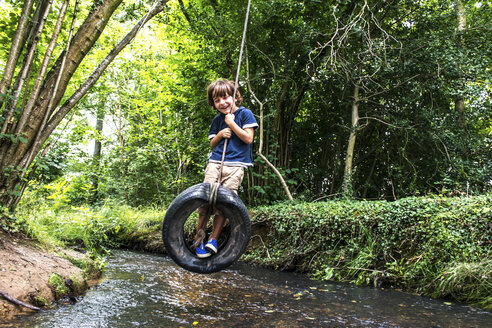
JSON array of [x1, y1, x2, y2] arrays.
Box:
[[196, 162, 245, 216]]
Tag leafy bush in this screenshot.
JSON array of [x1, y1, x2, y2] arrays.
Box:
[[245, 195, 491, 309]]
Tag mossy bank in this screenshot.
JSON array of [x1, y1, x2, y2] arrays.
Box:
[[245, 195, 491, 309], [11, 195, 492, 310], [0, 231, 102, 318]]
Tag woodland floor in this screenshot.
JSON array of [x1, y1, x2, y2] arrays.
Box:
[[0, 231, 90, 319]]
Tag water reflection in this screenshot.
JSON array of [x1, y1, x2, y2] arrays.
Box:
[[4, 250, 491, 327]]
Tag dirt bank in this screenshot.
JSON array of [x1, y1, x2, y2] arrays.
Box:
[[0, 231, 93, 319]]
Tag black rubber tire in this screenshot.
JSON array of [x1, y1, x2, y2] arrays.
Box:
[[162, 183, 251, 274]]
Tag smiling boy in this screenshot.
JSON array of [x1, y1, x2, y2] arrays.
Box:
[[194, 79, 258, 258]]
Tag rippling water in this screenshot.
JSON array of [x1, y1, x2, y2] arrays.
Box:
[[4, 250, 491, 327]]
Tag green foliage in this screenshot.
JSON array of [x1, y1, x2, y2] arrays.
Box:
[[249, 156, 301, 205], [31, 146, 69, 184], [60, 252, 106, 280], [48, 273, 85, 299], [13, 0, 487, 209], [0, 132, 28, 143], [16, 196, 165, 254], [0, 0, 19, 60], [25, 176, 94, 211], [0, 211, 24, 233], [429, 261, 492, 309], [35, 296, 48, 308], [48, 273, 70, 298], [246, 195, 492, 308]]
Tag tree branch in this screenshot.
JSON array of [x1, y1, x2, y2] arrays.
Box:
[[21, 0, 74, 174], [1, 0, 52, 135], [246, 55, 293, 201], [0, 0, 35, 103], [16, 0, 69, 135], [0, 290, 43, 312], [42, 0, 169, 151]]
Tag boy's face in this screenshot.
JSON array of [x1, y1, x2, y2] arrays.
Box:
[[213, 94, 235, 114]]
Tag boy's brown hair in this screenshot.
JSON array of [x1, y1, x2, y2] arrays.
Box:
[[207, 79, 243, 109]]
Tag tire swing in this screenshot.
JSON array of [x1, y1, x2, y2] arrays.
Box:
[[162, 0, 252, 274], [162, 183, 251, 273]]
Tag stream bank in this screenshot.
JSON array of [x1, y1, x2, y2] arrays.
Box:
[[0, 231, 99, 319], [122, 196, 492, 310], [2, 194, 490, 317]]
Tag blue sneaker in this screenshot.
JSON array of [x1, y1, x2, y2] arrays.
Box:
[[205, 239, 218, 254], [196, 243, 211, 258]]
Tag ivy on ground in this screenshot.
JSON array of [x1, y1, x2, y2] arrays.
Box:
[[245, 195, 491, 309]]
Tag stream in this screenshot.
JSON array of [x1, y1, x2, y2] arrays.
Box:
[[4, 250, 491, 327]]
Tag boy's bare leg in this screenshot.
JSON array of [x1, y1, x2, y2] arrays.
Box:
[[194, 214, 209, 246], [196, 214, 207, 233], [209, 213, 226, 240]]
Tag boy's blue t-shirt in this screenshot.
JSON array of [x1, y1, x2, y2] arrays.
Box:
[[208, 106, 258, 167]]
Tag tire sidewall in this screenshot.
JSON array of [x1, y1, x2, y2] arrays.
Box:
[[162, 183, 251, 273]]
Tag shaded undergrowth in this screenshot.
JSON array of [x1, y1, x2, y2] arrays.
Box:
[[245, 195, 491, 309]]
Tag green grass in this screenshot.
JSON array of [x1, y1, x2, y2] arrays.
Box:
[[16, 200, 165, 254]]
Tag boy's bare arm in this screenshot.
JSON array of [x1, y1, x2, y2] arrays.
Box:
[[232, 126, 254, 144], [210, 126, 254, 148], [210, 129, 229, 148], [210, 113, 255, 148], [225, 113, 254, 144]]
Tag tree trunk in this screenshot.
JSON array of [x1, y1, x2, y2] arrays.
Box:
[[17, 0, 69, 137], [0, 0, 35, 103], [258, 102, 294, 201], [0, 0, 169, 210], [362, 152, 378, 199], [90, 108, 104, 204], [274, 81, 290, 167], [246, 57, 293, 201], [1, 0, 53, 136], [115, 80, 129, 205], [454, 0, 466, 127], [275, 77, 310, 168], [342, 84, 360, 197]]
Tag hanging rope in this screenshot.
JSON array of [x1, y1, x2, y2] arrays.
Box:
[[205, 0, 252, 216], [217, 0, 252, 184]]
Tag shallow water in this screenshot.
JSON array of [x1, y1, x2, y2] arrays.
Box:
[[4, 250, 491, 327]]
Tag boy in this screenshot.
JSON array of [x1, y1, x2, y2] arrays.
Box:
[[195, 79, 258, 258]]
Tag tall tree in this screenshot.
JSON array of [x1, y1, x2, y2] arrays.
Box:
[[453, 0, 466, 127], [90, 103, 105, 204], [0, 0, 170, 210]]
